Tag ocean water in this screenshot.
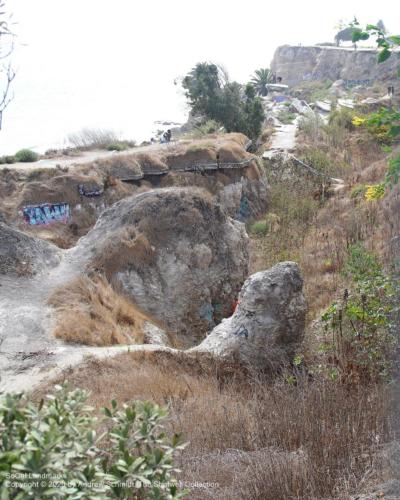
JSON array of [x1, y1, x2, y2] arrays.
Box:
[[0, 72, 188, 155]]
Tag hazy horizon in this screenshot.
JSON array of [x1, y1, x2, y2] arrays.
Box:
[[0, 0, 399, 154]]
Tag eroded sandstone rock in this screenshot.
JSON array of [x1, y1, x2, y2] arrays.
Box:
[[191, 262, 307, 369], [0, 223, 61, 276], [75, 187, 249, 345]]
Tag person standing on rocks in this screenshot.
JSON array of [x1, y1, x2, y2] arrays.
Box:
[[160, 129, 172, 144]]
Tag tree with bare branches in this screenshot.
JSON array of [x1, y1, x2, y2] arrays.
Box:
[[0, 1, 15, 130]]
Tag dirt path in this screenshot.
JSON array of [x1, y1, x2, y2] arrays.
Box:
[[0, 247, 176, 392], [0, 142, 179, 172]]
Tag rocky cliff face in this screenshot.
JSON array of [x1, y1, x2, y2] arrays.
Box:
[[271, 45, 399, 87], [0, 134, 268, 248], [76, 188, 249, 345]]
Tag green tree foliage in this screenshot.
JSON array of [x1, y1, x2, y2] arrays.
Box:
[[0, 384, 187, 499], [351, 22, 400, 70], [182, 62, 265, 140], [250, 68, 272, 97], [182, 63, 223, 121]]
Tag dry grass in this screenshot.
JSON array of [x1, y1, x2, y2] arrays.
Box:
[[252, 125, 395, 320], [67, 127, 122, 150], [89, 226, 155, 279], [36, 351, 393, 499], [47, 275, 161, 346], [93, 154, 143, 179]]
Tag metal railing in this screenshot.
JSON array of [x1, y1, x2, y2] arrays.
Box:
[[120, 155, 256, 181]]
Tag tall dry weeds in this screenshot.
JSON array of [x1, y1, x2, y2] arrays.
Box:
[[36, 352, 393, 499], [48, 275, 157, 346]]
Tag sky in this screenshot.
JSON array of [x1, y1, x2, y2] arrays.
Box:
[[0, 0, 399, 153]]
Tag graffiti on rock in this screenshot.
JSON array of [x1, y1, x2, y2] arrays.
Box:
[[235, 194, 251, 221], [302, 72, 325, 81], [273, 95, 289, 103], [199, 302, 214, 324], [78, 184, 104, 197], [233, 324, 249, 339], [344, 79, 373, 88], [22, 203, 71, 225]]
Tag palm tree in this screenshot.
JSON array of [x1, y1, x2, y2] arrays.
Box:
[[251, 68, 272, 97]]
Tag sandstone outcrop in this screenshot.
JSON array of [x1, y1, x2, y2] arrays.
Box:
[[75, 187, 249, 345], [271, 45, 399, 87], [191, 262, 307, 369], [0, 223, 61, 276], [0, 134, 268, 248]]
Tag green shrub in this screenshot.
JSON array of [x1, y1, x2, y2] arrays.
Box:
[[2, 155, 16, 164], [320, 245, 394, 382], [277, 110, 296, 124], [309, 79, 333, 102], [106, 142, 128, 152], [350, 184, 367, 199], [300, 148, 339, 178], [323, 108, 356, 148], [298, 112, 324, 142], [194, 119, 224, 136], [0, 383, 187, 499], [15, 149, 39, 163], [342, 243, 382, 282], [328, 108, 355, 131], [291, 80, 332, 102], [250, 220, 268, 235]]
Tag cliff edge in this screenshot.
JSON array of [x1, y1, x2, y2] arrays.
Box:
[[271, 45, 399, 86]]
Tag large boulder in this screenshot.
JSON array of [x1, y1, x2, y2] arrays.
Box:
[[75, 188, 249, 345], [0, 223, 61, 276], [191, 262, 307, 369]]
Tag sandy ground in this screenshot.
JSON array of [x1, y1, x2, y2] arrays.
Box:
[[0, 141, 179, 173], [0, 246, 175, 392]]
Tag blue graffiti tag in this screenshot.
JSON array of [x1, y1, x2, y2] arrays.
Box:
[[22, 203, 71, 225], [235, 194, 251, 221], [233, 324, 249, 339], [199, 303, 214, 324], [344, 79, 373, 88]]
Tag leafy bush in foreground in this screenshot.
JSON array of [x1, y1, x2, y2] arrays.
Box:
[[320, 245, 395, 383], [0, 384, 187, 499], [15, 149, 39, 163]]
